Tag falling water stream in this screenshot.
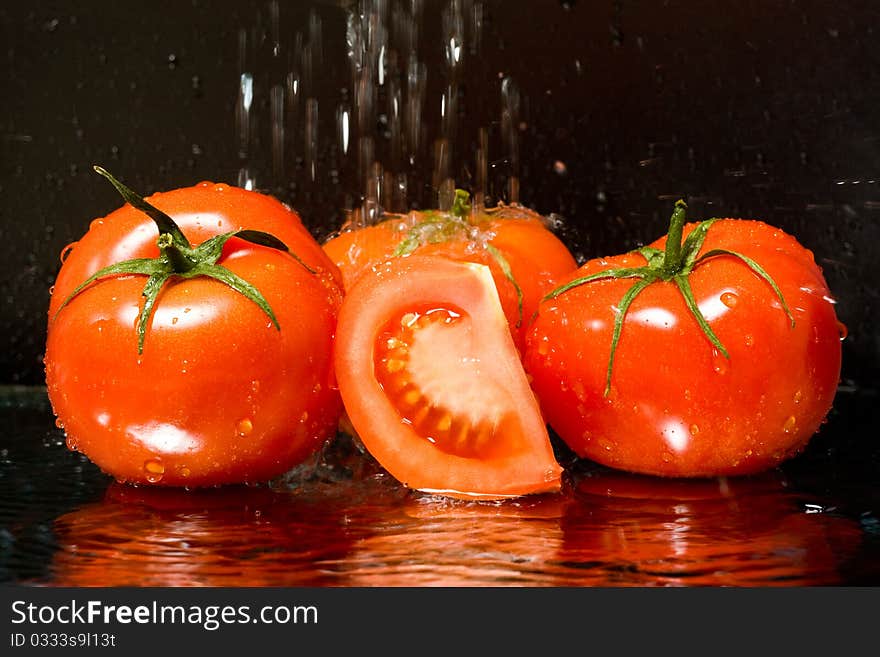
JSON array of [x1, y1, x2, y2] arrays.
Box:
[[232, 0, 526, 230]]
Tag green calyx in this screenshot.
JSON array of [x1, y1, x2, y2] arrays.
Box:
[[392, 188, 524, 327], [392, 188, 474, 257], [542, 199, 795, 396], [55, 166, 314, 354]]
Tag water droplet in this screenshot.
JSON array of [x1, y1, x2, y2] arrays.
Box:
[[171, 316, 179, 325], [744, 334, 755, 347], [712, 352, 729, 375], [143, 458, 165, 482], [720, 291, 739, 308], [60, 242, 77, 264], [176, 464, 191, 478], [783, 415, 797, 433], [55, 417, 64, 429], [794, 390, 803, 404], [689, 424, 700, 435], [237, 418, 254, 436], [251, 380, 261, 394], [837, 321, 848, 340], [537, 336, 550, 355], [65, 435, 78, 451]]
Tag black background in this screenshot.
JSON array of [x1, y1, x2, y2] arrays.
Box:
[[2, 0, 879, 390]]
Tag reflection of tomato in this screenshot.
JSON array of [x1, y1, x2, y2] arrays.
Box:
[[525, 204, 842, 477], [558, 469, 861, 586], [324, 201, 577, 347], [51, 483, 362, 586], [334, 255, 562, 500], [342, 494, 567, 586], [45, 174, 343, 487]]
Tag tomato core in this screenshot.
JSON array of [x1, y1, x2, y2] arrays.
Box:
[[374, 306, 512, 460]]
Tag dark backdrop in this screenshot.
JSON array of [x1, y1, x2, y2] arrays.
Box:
[[2, 0, 879, 389]]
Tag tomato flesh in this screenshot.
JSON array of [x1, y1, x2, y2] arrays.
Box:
[[375, 307, 520, 460], [335, 255, 562, 499]]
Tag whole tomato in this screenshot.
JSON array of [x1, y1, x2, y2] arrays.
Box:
[[524, 200, 843, 477], [323, 191, 577, 348], [45, 168, 343, 487]]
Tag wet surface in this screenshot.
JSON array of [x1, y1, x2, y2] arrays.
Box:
[[2, 386, 878, 587]]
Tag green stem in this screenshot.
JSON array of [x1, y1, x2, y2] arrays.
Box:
[[54, 166, 306, 355], [539, 198, 796, 397], [662, 199, 688, 277], [157, 233, 197, 273]]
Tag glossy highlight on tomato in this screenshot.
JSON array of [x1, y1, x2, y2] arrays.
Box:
[[524, 212, 842, 477], [323, 201, 577, 348], [334, 255, 563, 500], [45, 177, 344, 487]]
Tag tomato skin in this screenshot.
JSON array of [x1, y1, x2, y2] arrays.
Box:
[[334, 255, 563, 499], [45, 182, 343, 486], [323, 206, 577, 347], [524, 219, 842, 477]]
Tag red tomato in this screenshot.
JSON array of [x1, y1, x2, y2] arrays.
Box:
[[524, 203, 842, 477], [323, 200, 577, 348], [334, 254, 563, 500], [45, 174, 344, 487]]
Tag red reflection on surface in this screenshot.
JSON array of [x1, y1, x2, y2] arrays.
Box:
[[337, 492, 569, 586], [558, 470, 862, 586], [50, 481, 377, 587], [49, 466, 861, 586]]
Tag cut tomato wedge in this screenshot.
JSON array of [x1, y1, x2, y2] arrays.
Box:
[[334, 255, 563, 500]]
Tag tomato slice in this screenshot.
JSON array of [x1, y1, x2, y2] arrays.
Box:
[[334, 255, 562, 500]]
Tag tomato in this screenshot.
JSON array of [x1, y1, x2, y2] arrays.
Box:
[[323, 195, 577, 348], [45, 169, 344, 487], [524, 201, 842, 477], [334, 254, 563, 500]]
